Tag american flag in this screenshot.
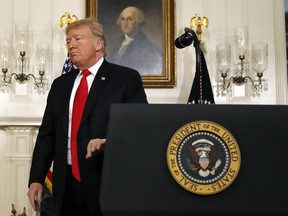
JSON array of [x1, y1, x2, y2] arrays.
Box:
[[188, 48, 215, 104], [61, 54, 75, 74]]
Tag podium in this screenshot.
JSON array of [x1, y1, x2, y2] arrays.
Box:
[[100, 104, 288, 216]]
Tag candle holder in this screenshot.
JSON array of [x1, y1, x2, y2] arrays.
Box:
[[0, 22, 49, 91], [216, 26, 268, 97], [11, 203, 27, 216]]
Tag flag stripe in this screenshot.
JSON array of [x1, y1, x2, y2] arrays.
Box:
[[45, 169, 53, 193]]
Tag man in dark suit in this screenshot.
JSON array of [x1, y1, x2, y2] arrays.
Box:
[[27, 18, 148, 216]]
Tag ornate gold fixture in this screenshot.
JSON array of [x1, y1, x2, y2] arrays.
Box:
[[60, 12, 79, 28], [190, 14, 208, 41]]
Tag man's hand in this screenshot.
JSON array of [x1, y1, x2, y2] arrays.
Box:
[[27, 182, 43, 212], [86, 138, 106, 159]]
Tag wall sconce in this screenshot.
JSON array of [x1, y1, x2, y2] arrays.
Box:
[[216, 26, 268, 97], [0, 22, 49, 91]]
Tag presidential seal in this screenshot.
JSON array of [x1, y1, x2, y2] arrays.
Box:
[[167, 120, 241, 195]]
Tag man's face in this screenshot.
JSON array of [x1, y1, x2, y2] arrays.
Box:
[[66, 25, 102, 69], [119, 10, 138, 36]]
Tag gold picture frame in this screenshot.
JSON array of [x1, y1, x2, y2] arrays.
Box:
[[86, 0, 176, 88]]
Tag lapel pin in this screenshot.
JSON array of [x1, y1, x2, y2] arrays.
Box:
[[101, 76, 106, 80]]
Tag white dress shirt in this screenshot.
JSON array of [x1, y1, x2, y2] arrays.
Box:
[[67, 57, 104, 164]]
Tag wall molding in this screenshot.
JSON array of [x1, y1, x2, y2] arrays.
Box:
[[274, 0, 288, 104], [0, 117, 42, 126]]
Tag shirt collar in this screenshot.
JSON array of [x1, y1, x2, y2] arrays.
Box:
[[81, 57, 104, 76]]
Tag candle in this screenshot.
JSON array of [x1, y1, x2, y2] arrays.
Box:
[[3, 59, 7, 69], [239, 46, 243, 56], [39, 59, 46, 71], [19, 40, 25, 52]]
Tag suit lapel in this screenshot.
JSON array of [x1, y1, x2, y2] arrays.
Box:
[[62, 69, 79, 133], [81, 60, 110, 126]]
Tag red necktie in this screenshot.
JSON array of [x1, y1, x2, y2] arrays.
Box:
[[71, 69, 91, 181]]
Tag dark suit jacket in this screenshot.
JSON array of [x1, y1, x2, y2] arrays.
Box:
[[28, 59, 148, 216]]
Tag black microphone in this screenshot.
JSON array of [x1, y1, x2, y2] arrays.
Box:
[[174, 27, 196, 49]]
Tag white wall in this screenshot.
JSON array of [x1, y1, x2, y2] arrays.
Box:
[[166, 0, 287, 105], [0, 0, 287, 215]]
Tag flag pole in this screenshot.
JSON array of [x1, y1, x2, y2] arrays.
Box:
[[175, 14, 215, 104], [60, 12, 79, 74]]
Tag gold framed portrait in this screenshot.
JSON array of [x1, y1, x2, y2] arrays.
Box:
[[86, 0, 176, 88]]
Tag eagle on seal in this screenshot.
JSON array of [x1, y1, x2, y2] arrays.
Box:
[[189, 139, 221, 177]]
